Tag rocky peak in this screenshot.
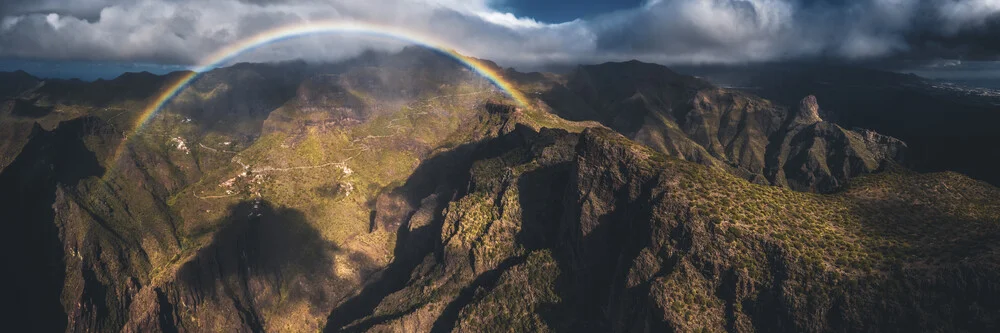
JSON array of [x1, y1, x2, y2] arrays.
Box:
[[793, 95, 823, 125]]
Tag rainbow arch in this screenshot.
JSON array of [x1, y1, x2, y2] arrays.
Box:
[[108, 21, 531, 170]]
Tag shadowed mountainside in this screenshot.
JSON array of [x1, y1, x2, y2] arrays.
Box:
[[146, 200, 358, 332], [532, 61, 906, 193], [677, 63, 1000, 187], [0, 117, 106, 332], [328, 123, 1000, 332]]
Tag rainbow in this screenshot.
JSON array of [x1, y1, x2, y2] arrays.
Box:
[[108, 21, 531, 170]]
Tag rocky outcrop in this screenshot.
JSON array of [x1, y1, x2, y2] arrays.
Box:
[[855, 127, 907, 163], [793, 95, 823, 125], [689, 63, 1000, 187], [766, 96, 907, 192], [328, 124, 1000, 332], [538, 61, 906, 193]]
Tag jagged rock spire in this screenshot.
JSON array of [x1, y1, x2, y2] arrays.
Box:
[[794, 95, 823, 125]]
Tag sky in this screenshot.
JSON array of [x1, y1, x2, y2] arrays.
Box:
[[497, 0, 645, 23], [1, 0, 999, 80]]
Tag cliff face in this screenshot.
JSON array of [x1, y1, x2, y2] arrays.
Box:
[[539, 62, 906, 193], [332, 123, 1000, 332], [0, 118, 106, 333], [765, 96, 908, 193]]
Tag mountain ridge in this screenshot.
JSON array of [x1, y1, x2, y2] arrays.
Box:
[[0, 51, 998, 332], [530, 60, 907, 193], [674, 63, 1000, 187]]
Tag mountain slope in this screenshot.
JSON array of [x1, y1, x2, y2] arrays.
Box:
[[0, 70, 42, 99], [0, 52, 998, 332], [334, 123, 999, 332], [0, 49, 591, 332], [533, 61, 906, 193], [679, 63, 1000, 187]]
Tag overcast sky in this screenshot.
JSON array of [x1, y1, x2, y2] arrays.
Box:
[[1, 0, 998, 71]]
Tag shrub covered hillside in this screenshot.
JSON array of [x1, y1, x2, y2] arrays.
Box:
[[338, 123, 1000, 332], [0, 48, 597, 332], [1, 50, 999, 332]]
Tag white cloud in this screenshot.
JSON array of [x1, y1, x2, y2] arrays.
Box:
[[44, 13, 63, 30], [0, 0, 998, 67], [474, 12, 545, 29]]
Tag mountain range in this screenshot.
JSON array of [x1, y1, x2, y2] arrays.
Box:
[[1, 47, 998, 332]]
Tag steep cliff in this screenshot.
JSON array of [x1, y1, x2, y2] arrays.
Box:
[[332, 123, 999, 332]]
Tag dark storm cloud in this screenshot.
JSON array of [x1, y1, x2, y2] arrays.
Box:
[[588, 0, 1000, 63], [0, 0, 998, 66], [0, 0, 114, 22], [901, 11, 1000, 60]]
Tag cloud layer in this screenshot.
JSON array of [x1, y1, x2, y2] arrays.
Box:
[[0, 0, 998, 68]]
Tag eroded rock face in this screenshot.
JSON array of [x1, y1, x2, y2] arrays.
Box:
[[329, 125, 1000, 333], [793, 95, 823, 125], [855, 127, 907, 163], [767, 96, 908, 192]]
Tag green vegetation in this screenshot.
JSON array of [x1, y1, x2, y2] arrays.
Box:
[[454, 250, 562, 332], [7, 56, 999, 332]]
